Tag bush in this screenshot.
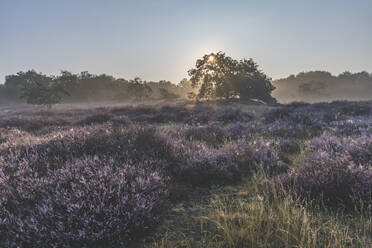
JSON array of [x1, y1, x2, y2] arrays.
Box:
[[216, 108, 254, 123], [171, 141, 241, 186], [224, 139, 281, 175], [274, 153, 372, 209], [278, 138, 301, 154], [308, 134, 345, 157], [183, 124, 228, 146], [225, 122, 254, 139], [0, 157, 167, 247], [309, 134, 372, 167]]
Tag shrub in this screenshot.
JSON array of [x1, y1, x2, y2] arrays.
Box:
[[263, 107, 292, 123], [274, 153, 372, 209], [224, 139, 281, 175], [183, 124, 228, 146], [309, 134, 372, 167], [216, 108, 254, 123], [0, 157, 167, 247], [309, 135, 345, 157], [225, 122, 254, 139], [278, 138, 301, 154], [346, 135, 372, 166], [2, 125, 173, 177], [171, 141, 241, 186], [186, 105, 215, 124]]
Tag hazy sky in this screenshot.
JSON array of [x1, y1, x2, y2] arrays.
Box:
[[1, 0, 371, 83]]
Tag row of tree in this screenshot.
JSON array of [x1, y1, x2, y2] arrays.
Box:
[[273, 71, 372, 102], [0, 52, 278, 107], [0, 70, 196, 107], [2, 52, 371, 107]]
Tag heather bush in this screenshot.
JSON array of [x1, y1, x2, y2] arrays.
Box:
[[0, 125, 173, 246], [0, 157, 167, 247], [77, 113, 113, 125], [260, 122, 321, 139], [261, 103, 328, 139], [264, 106, 324, 127], [309, 134, 345, 157], [330, 117, 372, 136], [278, 138, 301, 154], [275, 153, 372, 209], [346, 135, 372, 166], [170, 141, 241, 186], [216, 107, 254, 123], [225, 122, 254, 139], [329, 100, 372, 116], [158, 105, 190, 122], [262, 107, 292, 123], [309, 134, 372, 167], [186, 105, 214, 124], [224, 139, 282, 175], [1, 125, 173, 177], [183, 124, 228, 146]]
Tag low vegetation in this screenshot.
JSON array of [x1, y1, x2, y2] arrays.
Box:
[[0, 100, 371, 247]]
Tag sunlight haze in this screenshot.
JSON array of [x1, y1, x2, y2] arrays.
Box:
[[1, 0, 371, 83]]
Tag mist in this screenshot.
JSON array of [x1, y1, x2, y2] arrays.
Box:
[[273, 70, 372, 103]]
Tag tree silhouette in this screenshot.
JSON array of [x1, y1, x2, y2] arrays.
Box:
[[188, 52, 276, 103]]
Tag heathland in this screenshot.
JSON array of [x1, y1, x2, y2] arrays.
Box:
[[0, 100, 371, 247]]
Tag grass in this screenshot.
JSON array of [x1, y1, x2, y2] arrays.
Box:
[[141, 175, 371, 248]]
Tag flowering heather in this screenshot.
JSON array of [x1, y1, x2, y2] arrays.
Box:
[[329, 116, 372, 136], [346, 135, 372, 166], [0, 157, 167, 247], [223, 139, 281, 175], [309, 134, 372, 167], [225, 122, 255, 139], [183, 123, 228, 146], [274, 153, 372, 209], [171, 140, 241, 186], [308, 134, 345, 157], [0, 101, 371, 246], [278, 138, 301, 154]]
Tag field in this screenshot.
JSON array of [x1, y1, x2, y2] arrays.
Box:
[[0, 101, 371, 247]]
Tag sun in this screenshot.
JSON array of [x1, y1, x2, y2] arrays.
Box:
[[208, 54, 215, 62]]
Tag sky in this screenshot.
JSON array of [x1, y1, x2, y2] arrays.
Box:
[[0, 0, 371, 84]]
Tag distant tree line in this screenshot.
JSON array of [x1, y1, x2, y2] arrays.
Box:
[[0, 70, 195, 107], [0, 52, 279, 107], [273, 71, 372, 103]]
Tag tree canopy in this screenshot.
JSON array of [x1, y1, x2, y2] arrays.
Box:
[[19, 71, 70, 108], [188, 52, 276, 103]]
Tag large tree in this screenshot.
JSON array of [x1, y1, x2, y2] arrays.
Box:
[[188, 52, 276, 103]]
